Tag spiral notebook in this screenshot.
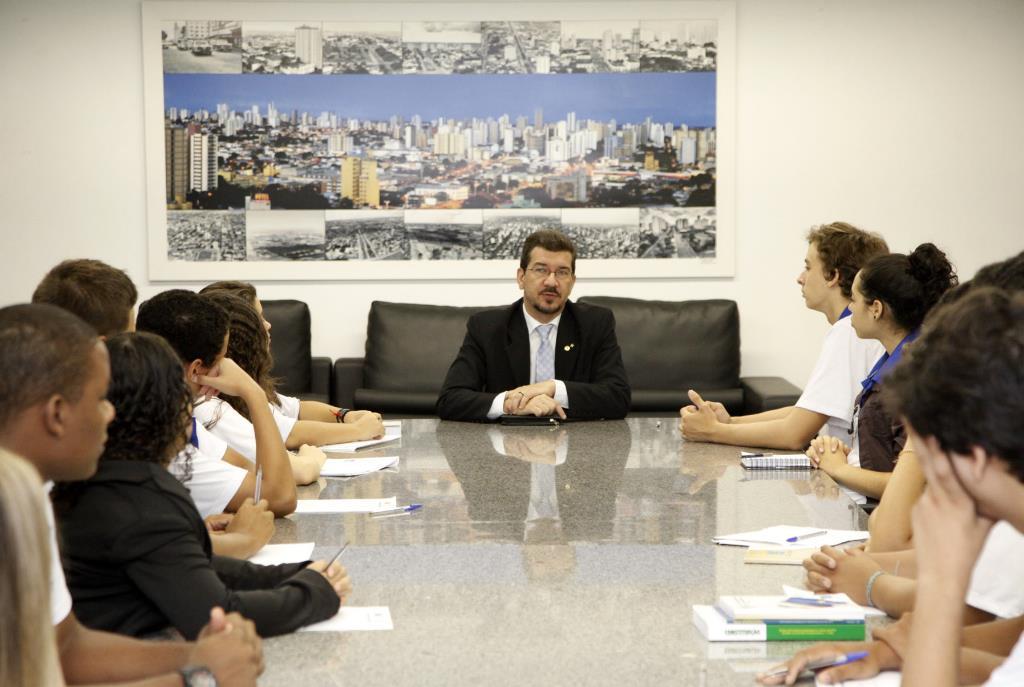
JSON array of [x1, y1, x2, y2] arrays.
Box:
[[740, 452, 812, 469]]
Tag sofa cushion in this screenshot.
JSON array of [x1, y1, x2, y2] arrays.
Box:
[[578, 297, 740, 393], [364, 301, 490, 393], [262, 299, 312, 395]]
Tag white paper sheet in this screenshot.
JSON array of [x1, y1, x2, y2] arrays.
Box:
[[299, 606, 394, 632], [293, 497, 397, 514], [714, 526, 869, 548], [320, 426, 402, 453], [248, 542, 315, 565], [818, 671, 901, 686], [320, 456, 399, 477]]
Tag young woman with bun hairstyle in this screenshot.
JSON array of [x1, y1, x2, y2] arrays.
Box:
[[807, 243, 957, 501]]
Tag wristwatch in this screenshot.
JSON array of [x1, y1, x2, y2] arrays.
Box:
[[179, 666, 218, 687]]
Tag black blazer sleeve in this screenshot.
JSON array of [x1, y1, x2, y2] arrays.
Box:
[[116, 518, 339, 639], [563, 308, 631, 420], [436, 313, 502, 421]]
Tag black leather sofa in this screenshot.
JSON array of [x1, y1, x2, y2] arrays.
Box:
[[577, 296, 801, 415], [261, 299, 332, 404], [332, 297, 801, 417], [333, 301, 489, 416]]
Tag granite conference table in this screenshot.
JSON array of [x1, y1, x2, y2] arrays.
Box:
[[261, 418, 868, 686]]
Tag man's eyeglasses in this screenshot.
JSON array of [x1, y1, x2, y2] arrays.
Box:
[[527, 265, 573, 281]]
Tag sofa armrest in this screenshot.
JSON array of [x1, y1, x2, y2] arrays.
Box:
[[332, 358, 365, 408], [310, 356, 332, 399], [740, 376, 802, 415]]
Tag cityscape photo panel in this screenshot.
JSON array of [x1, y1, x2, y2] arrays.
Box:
[[144, 4, 733, 279]]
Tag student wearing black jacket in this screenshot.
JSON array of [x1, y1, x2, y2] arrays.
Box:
[[55, 332, 349, 640]]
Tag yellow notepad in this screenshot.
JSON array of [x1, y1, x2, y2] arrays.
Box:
[[743, 546, 815, 566]]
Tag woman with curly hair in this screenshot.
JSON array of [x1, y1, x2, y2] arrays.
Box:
[[197, 286, 384, 449], [53, 332, 350, 640]]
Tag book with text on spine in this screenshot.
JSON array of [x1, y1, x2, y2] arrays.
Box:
[[692, 605, 866, 642]]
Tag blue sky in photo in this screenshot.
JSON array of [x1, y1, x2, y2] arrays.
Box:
[[164, 72, 715, 126]]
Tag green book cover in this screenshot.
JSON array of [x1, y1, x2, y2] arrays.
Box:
[[765, 623, 865, 641]]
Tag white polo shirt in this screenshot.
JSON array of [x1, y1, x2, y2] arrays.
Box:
[[967, 521, 1024, 618], [274, 393, 302, 419], [193, 396, 297, 462], [45, 482, 73, 625], [795, 314, 884, 441], [170, 421, 247, 519], [984, 631, 1024, 686]]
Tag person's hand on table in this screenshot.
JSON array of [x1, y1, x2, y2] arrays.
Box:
[[756, 640, 898, 685], [504, 381, 556, 413], [342, 410, 380, 424], [205, 512, 234, 532], [223, 497, 275, 550], [192, 606, 264, 685], [806, 436, 850, 472], [679, 389, 723, 440], [510, 394, 566, 419], [308, 560, 352, 604], [296, 443, 327, 470], [803, 545, 882, 605], [351, 413, 385, 440]]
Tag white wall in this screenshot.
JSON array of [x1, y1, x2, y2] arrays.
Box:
[[1, 0, 1022, 389]]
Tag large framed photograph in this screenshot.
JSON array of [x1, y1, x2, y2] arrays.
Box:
[[142, 2, 735, 280]]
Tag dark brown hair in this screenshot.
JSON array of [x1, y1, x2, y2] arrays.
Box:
[[884, 288, 1024, 479], [806, 222, 889, 299], [32, 259, 138, 337], [199, 280, 258, 305], [0, 304, 98, 431], [198, 291, 279, 416], [519, 230, 577, 272], [858, 243, 958, 332]]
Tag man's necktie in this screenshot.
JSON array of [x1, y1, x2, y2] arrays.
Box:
[[534, 323, 555, 383]]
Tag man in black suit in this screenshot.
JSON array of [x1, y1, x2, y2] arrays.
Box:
[[437, 230, 630, 421]]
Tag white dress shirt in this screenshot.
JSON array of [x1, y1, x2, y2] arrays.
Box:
[[486, 304, 571, 419]]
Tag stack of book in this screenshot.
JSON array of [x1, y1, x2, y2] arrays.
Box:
[[693, 593, 866, 642]]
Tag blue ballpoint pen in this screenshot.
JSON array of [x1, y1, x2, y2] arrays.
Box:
[[786, 529, 827, 543], [761, 650, 869, 678], [370, 503, 423, 517]]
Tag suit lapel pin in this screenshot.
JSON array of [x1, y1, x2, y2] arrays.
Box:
[[564, 343, 575, 352]]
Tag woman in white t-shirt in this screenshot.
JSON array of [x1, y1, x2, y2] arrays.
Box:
[[0, 449, 63, 687], [198, 286, 384, 448]]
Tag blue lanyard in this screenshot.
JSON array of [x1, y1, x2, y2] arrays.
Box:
[[189, 417, 200, 449], [860, 329, 919, 397], [838, 306, 852, 321]]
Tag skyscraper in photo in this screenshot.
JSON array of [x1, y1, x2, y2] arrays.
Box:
[[164, 124, 189, 203], [341, 157, 379, 207], [295, 25, 323, 69], [189, 133, 218, 193]]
